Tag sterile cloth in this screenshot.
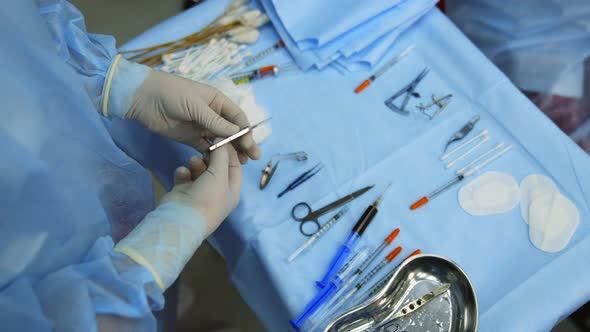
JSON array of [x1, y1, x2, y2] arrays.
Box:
[[271, 0, 404, 49], [121, 0, 590, 331], [259, 0, 438, 71]]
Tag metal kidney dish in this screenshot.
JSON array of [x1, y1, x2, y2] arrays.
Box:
[[325, 254, 478, 332]]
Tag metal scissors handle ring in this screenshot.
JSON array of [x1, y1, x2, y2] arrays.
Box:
[[292, 202, 322, 236]]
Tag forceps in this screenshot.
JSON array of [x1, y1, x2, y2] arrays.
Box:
[[291, 185, 373, 236], [385, 68, 429, 115], [208, 118, 271, 152]]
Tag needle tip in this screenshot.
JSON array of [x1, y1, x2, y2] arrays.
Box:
[[374, 182, 392, 205]]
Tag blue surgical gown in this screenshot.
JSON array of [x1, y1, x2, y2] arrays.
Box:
[[0, 0, 164, 330]]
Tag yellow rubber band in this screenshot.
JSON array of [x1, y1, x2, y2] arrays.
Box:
[[113, 244, 166, 292], [101, 54, 123, 117]]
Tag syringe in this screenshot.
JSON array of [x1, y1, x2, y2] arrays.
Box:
[[356, 249, 422, 303], [289, 247, 370, 331], [354, 45, 414, 93], [301, 228, 400, 330], [287, 206, 350, 263], [307, 246, 403, 331], [230, 40, 285, 72], [230, 65, 279, 84], [410, 145, 514, 210], [316, 184, 392, 288]]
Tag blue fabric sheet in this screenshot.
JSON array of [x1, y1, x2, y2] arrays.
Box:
[[333, 2, 434, 73], [0, 1, 163, 330], [260, 0, 437, 71], [270, 0, 404, 49], [122, 1, 590, 331]]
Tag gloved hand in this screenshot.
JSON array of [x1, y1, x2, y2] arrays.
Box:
[[162, 142, 242, 236], [102, 56, 260, 163], [114, 143, 242, 291]]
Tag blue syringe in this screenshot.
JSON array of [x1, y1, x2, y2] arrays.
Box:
[[289, 247, 369, 331], [316, 184, 391, 288]]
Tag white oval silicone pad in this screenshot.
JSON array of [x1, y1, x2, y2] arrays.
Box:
[[458, 171, 520, 216], [528, 192, 580, 253], [519, 174, 558, 224]]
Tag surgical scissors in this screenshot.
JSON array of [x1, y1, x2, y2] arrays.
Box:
[[292, 185, 373, 236]]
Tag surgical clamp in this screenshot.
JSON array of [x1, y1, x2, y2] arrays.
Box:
[[385, 68, 429, 115]]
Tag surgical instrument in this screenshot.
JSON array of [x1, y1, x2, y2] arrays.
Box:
[[208, 117, 271, 152], [307, 228, 401, 326], [411, 145, 514, 210], [445, 136, 490, 169], [385, 68, 429, 115], [292, 185, 374, 236], [444, 115, 480, 152], [317, 184, 391, 288], [287, 206, 350, 263], [372, 283, 451, 331], [231, 63, 297, 85], [278, 163, 323, 199], [309, 246, 403, 331], [330, 254, 477, 332], [353, 228, 400, 280], [456, 143, 505, 175], [359, 249, 422, 302], [232, 40, 285, 72], [289, 248, 370, 331], [231, 65, 279, 84], [417, 94, 453, 119], [354, 45, 414, 94], [260, 151, 308, 189], [440, 129, 488, 161]]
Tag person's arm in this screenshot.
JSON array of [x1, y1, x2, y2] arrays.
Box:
[[0, 143, 235, 332], [29, 1, 246, 330], [41, 0, 260, 163], [38, 0, 117, 109], [114, 145, 242, 292]]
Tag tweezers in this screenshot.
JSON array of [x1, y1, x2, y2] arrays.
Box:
[[443, 115, 480, 152], [277, 163, 323, 198]]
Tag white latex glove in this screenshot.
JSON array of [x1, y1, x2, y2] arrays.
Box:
[[162, 143, 242, 235], [114, 144, 242, 291], [102, 57, 260, 163]]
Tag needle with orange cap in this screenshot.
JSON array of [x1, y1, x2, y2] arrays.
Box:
[[354, 228, 400, 275], [317, 227, 400, 295], [354, 45, 414, 94], [359, 249, 422, 301], [410, 144, 514, 210]]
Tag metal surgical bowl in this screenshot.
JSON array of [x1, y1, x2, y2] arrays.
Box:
[[325, 254, 478, 332]]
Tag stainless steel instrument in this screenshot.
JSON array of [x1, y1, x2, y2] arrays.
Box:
[[324, 254, 478, 332]]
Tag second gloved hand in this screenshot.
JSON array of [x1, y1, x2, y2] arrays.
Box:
[[113, 143, 242, 291], [162, 143, 242, 236]]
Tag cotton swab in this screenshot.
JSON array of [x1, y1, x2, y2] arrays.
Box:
[[462, 145, 514, 177], [445, 136, 490, 169], [456, 143, 505, 175]]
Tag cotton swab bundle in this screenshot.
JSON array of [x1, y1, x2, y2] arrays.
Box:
[[161, 39, 250, 81], [120, 0, 268, 67]]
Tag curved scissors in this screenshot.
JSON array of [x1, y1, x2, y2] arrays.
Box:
[[291, 185, 373, 236]]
